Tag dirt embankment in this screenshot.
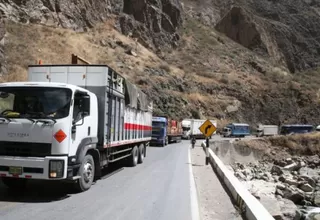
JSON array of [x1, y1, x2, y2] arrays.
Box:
[[237, 132, 320, 161], [1, 0, 320, 125]]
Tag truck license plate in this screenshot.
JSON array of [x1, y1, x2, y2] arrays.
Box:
[[9, 166, 22, 175]]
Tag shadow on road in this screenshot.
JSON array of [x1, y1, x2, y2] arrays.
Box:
[[0, 161, 125, 203]]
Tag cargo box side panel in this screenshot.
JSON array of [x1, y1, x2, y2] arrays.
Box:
[[105, 76, 152, 147], [123, 107, 152, 144]]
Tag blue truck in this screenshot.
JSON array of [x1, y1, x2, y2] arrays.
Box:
[[151, 116, 182, 147], [222, 123, 250, 137]]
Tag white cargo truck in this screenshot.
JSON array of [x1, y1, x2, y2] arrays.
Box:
[[0, 64, 153, 192], [190, 119, 217, 139], [256, 125, 278, 137]]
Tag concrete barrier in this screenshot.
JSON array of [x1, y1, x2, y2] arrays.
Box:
[[201, 141, 275, 220]]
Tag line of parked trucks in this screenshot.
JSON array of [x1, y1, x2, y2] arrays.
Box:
[[0, 58, 317, 193], [149, 118, 218, 146], [221, 123, 316, 137]]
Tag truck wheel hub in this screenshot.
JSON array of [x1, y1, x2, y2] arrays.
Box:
[[83, 162, 93, 182]]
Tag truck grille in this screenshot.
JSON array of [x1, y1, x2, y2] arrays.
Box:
[[0, 141, 51, 157]]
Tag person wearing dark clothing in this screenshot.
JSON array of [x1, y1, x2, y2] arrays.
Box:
[[191, 136, 196, 148]]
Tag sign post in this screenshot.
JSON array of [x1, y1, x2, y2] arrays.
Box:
[[199, 119, 217, 165]]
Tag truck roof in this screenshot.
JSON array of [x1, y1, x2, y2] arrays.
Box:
[[152, 117, 167, 122], [27, 65, 152, 112], [281, 124, 313, 127], [230, 123, 249, 126], [0, 81, 88, 93]]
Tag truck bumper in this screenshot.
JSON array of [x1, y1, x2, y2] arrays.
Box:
[[150, 139, 163, 145], [0, 156, 68, 180]]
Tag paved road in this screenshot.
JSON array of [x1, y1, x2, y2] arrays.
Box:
[[0, 141, 195, 220], [0, 140, 240, 220]]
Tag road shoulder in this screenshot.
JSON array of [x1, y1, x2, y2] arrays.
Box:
[[191, 145, 243, 220]]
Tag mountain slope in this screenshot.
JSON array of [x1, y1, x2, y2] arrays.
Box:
[[0, 0, 320, 127]]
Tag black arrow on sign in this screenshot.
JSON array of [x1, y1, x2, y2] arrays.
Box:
[[205, 125, 212, 134]]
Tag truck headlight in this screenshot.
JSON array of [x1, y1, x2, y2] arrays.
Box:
[[49, 160, 64, 178]]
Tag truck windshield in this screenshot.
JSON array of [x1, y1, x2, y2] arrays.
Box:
[[182, 127, 190, 131], [0, 87, 72, 119], [152, 121, 166, 136], [152, 121, 166, 128]]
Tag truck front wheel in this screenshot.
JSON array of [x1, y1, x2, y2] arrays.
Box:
[[75, 154, 95, 192], [1, 177, 27, 190]]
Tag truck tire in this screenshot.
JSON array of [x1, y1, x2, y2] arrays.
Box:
[[165, 137, 168, 146], [75, 154, 95, 192], [1, 177, 27, 190], [129, 146, 139, 166], [138, 144, 145, 164]]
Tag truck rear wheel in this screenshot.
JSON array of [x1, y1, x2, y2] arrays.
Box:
[[75, 154, 95, 192], [138, 144, 145, 164], [1, 177, 27, 190], [129, 146, 139, 167]]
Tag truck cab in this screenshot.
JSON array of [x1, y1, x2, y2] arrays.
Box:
[[151, 117, 167, 147], [0, 82, 98, 187], [181, 119, 191, 139], [222, 127, 232, 137]]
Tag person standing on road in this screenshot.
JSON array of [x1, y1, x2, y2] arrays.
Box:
[[191, 136, 196, 148]]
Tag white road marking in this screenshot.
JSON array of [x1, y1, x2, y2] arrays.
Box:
[[188, 148, 200, 220]]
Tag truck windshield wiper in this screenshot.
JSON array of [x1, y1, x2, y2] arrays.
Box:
[[35, 119, 57, 125], [0, 116, 12, 123], [24, 118, 35, 123], [23, 112, 57, 124]]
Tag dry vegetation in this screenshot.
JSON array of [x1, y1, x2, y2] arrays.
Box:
[[2, 20, 168, 83], [1, 14, 320, 123]]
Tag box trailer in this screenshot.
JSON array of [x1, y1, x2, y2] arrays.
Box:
[[256, 125, 278, 137], [0, 64, 152, 192], [222, 123, 250, 137]]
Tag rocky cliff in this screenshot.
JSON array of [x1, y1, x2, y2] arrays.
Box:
[[184, 0, 320, 73], [0, 0, 182, 51], [1, 0, 320, 126]]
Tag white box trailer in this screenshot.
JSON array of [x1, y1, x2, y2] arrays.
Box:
[[190, 119, 217, 139], [256, 125, 278, 137], [0, 64, 152, 192]]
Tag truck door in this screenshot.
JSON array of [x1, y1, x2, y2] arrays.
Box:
[[70, 91, 92, 156]]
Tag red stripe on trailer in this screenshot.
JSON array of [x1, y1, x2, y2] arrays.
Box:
[[104, 137, 152, 148], [0, 173, 6, 177], [25, 175, 32, 178], [124, 123, 152, 130]]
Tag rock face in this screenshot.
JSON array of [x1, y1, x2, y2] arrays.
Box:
[[215, 7, 269, 57], [0, 18, 5, 75], [120, 0, 182, 49], [232, 154, 320, 219], [0, 0, 182, 49], [184, 0, 320, 73]]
